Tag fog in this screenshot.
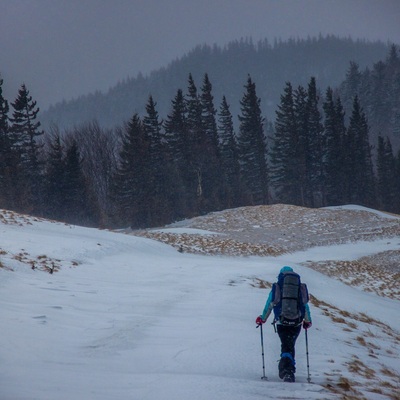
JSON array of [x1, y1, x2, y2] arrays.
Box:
[[1, 0, 399, 110]]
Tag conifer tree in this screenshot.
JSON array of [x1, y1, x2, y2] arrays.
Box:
[[143, 95, 177, 225], [345, 96, 376, 206], [113, 114, 150, 228], [185, 73, 204, 208], [200, 73, 219, 151], [164, 89, 188, 167], [44, 130, 66, 221], [293, 84, 311, 206], [395, 150, 400, 213], [10, 84, 44, 213], [323, 88, 346, 205], [217, 95, 242, 207], [270, 82, 299, 204], [143, 95, 164, 176], [342, 62, 362, 110], [0, 75, 9, 148], [164, 89, 190, 217], [376, 136, 397, 212], [10, 84, 43, 168], [0, 75, 12, 208], [370, 61, 389, 129], [237, 75, 268, 204], [185, 73, 221, 212], [305, 77, 324, 206], [63, 140, 93, 225], [199, 73, 223, 210]]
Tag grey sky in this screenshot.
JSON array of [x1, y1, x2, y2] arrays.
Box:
[[1, 0, 399, 110]]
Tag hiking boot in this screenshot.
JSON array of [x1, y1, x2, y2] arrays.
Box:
[[283, 372, 295, 382], [279, 356, 295, 379]]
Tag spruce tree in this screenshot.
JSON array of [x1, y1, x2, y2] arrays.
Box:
[[10, 84, 44, 213], [323, 88, 346, 205], [185, 73, 221, 213], [345, 96, 376, 206], [200, 73, 219, 151], [305, 77, 325, 206], [217, 95, 242, 207], [270, 82, 299, 204], [143, 95, 177, 225], [113, 114, 150, 228], [44, 131, 66, 221], [237, 75, 268, 204], [143, 95, 164, 179], [0, 75, 9, 149], [63, 140, 93, 225], [342, 62, 362, 110], [370, 61, 389, 130], [164, 89, 188, 167], [395, 150, 400, 213], [293, 84, 311, 206], [199, 73, 223, 211], [0, 75, 12, 208], [164, 89, 190, 217], [185, 73, 204, 208], [376, 136, 397, 212]]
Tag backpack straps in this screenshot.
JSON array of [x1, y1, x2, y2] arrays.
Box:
[[272, 282, 281, 305]]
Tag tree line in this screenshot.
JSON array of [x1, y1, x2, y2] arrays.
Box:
[[1, 48, 399, 228]]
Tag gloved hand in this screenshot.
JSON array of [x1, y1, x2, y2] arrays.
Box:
[[303, 321, 312, 330], [256, 315, 265, 325]]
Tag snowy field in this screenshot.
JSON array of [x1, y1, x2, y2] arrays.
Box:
[[1, 206, 399, 399]]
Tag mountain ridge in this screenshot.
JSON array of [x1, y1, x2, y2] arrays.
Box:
[[40, 36, 390, 130]]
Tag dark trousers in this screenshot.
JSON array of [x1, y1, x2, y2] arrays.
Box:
[[277, 324, 301, 377]]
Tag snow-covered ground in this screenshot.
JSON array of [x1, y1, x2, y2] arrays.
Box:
[[1, 206, 399, 399]]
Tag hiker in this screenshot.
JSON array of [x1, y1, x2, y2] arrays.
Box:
[[256, 266, 312, 382]]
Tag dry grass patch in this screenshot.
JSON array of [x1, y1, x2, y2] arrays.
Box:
[[2, 250, 63, 274], [131, 204, 400, 256], [303, 251, 400, 300], [311, 294, 400, 399], [249, 278, 272, 289], [347, 357, 376, 379], [324, 376, 366, 399], [134, 231, 283, 257], [380, 366, 399, 378], [0, 209, 62, 226]]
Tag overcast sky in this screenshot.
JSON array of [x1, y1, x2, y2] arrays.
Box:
[[1, 0, 399, 110]]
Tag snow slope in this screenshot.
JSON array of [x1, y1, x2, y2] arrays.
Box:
[[1, 207, 399, 400]]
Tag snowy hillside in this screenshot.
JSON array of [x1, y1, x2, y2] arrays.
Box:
[[1, 205, 399, 399]]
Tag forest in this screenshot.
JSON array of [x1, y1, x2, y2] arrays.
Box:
[[0, 43, 399, 229]]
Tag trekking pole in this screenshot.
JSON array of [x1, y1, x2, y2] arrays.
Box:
[[305, 328, 311, 383], [256, 323, 267, 380]]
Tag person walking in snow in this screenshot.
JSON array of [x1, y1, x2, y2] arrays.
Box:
[[256, 266, 312, 382]]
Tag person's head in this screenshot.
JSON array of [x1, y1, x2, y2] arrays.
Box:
[[280, 266, 294, 274]]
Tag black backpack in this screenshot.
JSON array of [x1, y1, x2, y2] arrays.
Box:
[[272, 271, 309, 326]]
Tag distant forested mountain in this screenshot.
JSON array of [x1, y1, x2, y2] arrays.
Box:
[[338, 45, 400, 152], [2, 39, 400, 228], [41, 35, 389, 130]]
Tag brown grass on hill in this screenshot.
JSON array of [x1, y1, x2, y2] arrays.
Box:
[[303, 251, 400, 300], [133, 204, 400, 256]]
